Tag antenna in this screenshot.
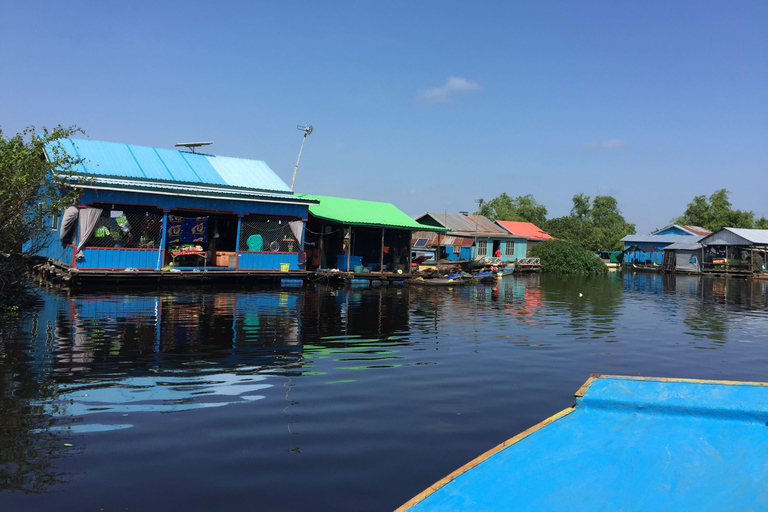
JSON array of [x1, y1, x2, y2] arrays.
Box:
[[291, 125, 313, 190], [175, 141, 213, 153]]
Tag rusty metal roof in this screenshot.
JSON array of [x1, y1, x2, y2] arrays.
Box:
[[416, 213, 515, 238], [677, 225, 712, 236]]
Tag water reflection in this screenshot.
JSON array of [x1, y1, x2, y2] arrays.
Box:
[[2, 274, 768, 504]]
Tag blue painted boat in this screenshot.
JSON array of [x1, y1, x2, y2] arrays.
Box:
[[496, 263, 515, 277], [398, 374, 768, 511]]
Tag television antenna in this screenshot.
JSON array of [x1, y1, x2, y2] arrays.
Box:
[[175, 141, 213, 153], [291, 125, 313, 190]]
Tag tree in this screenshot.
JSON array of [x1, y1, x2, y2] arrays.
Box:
[[477, 193, 547, 225], [589, 195, 636, 251], [544, 194, 635, 252], [673, 189, 756, 232], [569, 193, 591, 220], [0, 125, 83, 308]]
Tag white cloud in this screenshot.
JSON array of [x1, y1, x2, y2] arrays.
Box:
[[584, 139, 627, 150], [422, 76, 481, 104], [602, 139, 627, 149]]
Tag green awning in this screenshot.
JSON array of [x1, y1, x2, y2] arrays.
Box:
[[297, 194, 447, 231]]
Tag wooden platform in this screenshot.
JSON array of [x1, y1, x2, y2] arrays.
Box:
[[35, 260, 412, 289]]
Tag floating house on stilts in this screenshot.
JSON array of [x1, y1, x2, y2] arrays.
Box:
[[35, 138, 318, 286]]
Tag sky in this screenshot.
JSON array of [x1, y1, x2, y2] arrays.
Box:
[[2, 1, 766, 234]]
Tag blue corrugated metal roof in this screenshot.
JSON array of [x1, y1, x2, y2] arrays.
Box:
[[622, 234, 704, 244], [66, 176, 317, 204], [48, 138, 293, 194]]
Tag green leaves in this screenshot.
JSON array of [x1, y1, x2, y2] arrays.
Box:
[[529, 239, 608, 275], [0, 125, 84, 254], [476, 193, 548, 225], [673, 189, 756, 232], [545, 194, 635, 252]]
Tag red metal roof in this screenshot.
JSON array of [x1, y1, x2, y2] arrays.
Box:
[[495, 221, 554, 240]]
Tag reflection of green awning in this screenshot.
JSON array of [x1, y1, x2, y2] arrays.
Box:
[[297, 194, 448, 231]]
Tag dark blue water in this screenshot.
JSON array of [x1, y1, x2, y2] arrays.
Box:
[[1, 273, 767, 511]]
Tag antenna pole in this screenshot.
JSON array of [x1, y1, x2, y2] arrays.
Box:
[[291, 124, 313, 191], [291, 132, 308, 190]]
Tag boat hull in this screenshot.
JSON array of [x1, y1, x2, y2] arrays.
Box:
[[397, 374, 768, 511]]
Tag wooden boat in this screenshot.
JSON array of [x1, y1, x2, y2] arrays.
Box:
[[397, 374, 768, 511]]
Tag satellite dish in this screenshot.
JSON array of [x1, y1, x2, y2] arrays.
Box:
[[175, 142, 213, 153]]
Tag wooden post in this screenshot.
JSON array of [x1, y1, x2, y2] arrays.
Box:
[[407, 230, 412, 273], [380, 228, 385, 274], [346, 226, 351, 272], [319, 223, 325, 268]]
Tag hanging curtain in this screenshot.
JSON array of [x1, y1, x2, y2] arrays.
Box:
[[60, 206, 79, 246], [76, 207, 103, 259], [288, 220, 304, 244]]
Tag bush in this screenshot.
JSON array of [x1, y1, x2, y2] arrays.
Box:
[[529, 239, 608, 275]]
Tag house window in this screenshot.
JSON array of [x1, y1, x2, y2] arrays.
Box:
[[453, 246, 460, 254], [86, 205, 164, 249], [477, 240, 488, 256], [505, 241, 515, 257], [51, 211, 59, 230], [240, 214, 301, 252]]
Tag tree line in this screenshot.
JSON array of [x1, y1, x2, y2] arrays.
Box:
[[477, 190, 767, 253]]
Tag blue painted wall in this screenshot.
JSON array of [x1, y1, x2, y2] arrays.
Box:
[[238, 252, 300, 270], [471, 238, 525, 262], [624, 242, 669, 264], [76, 248, 162, 270]]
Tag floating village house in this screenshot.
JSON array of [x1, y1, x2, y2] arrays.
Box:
[[297, 194, 446, 272], [494, 220, 554, 256], [622, 225, 710, 269], [413, 213, 522, 262], [696, 228, 768, 275], [38, 139, 318, 273]]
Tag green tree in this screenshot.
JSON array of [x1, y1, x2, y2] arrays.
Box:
[[569, 192, 591, 220], [756, 217, 768, 230], [0, 125, 83, 307], [673, 189, 756, 232], [544, 194, 634, 251], [544, 216, 597, 249], [589, 195, 635, 251], [476, 193, 547, 225]]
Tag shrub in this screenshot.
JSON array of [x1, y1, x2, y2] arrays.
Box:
[[529, 239, 608, 275]]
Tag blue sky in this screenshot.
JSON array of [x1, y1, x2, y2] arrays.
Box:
[[2, 1, 766, 234]]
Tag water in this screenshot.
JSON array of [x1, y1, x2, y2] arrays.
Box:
[[1, 273, 767, 511]]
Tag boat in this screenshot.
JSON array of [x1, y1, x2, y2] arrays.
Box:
[[397, 374, 768, 511], [408, 273, 470, 287], [472, 271, 497, 283], [631, 262, 662, 272], [496, 263, 515, 277]]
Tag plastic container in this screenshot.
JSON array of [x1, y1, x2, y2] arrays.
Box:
[[280, 263, 290, 272], [353, 265, 363, 273]]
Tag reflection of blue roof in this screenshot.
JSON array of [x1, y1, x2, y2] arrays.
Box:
[[47, 139, 317, 204], [401, 374, 768, 511]]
